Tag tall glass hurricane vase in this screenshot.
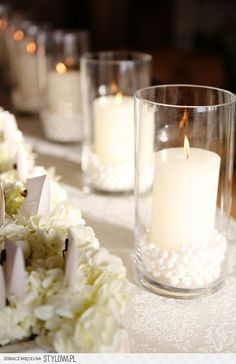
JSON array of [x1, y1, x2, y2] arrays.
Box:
[[81, 51, 152, 193], [40, 30, 90, 142], [134, 84, 236, 299]]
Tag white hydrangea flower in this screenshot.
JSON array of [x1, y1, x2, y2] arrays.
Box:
[[0, 141, 34, 174], [34, 245, 128, 353], [0, 111, 23, 143]]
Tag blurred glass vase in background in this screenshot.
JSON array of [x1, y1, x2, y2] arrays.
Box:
[[40, 30, 90, 143], [81, 51, 152, 193]]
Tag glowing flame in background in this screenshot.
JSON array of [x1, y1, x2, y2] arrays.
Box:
[[115, 91, 123, 105], [56, 62, 67, 74], [111, 81, 118, 94], [13, 30, 24, 42], [0, 19, 7, 30], [26, 41, 36, 54]]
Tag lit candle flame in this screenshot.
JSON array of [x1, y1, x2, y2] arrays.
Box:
[[111, 81, 118, 94], [115, 91, 122, 105], [179, 109, 190, 158], [13, 30, 24, 42], [179, 109, 188, 132], [56, 62, 66, 74], [0, 19, 7, 30], [64, 56, 76, 68], [26, 41, 36, 54], [184, 135, 190, 159]]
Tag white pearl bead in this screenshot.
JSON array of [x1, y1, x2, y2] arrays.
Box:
[[164, 270, 173, 278], [180, 246, 188, 253], [193, 277, 204, 286], [169, 277, 180, 286], [159, 250, 168, 260], [169, 252, 178, 262], [202, 274, 212, 284], [182, 278, 192, 287], [166, 260, 175, 269], [153, 270, 161, 277], [175, 266, 186, 279]]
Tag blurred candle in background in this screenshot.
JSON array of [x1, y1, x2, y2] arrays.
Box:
[[81, 51, 152, 193], [47, 61, 81, 113], [11, 24, 40, 114], [6, 18, 30, 87], [40, 30, 90, 142], [0, 4, 10, 78]]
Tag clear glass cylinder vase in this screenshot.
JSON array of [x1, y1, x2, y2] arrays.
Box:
[[81, 51, 152, 193], [0, 4, 10, 78], [10, 23, 41, 114], [134, 84, 236, 299], [40, 30, 90, 143]]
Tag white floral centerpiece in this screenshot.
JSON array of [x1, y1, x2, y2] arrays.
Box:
[[0, 110, 128, 352], [0, 111, 34, 173], [0, 230, 127, 352]]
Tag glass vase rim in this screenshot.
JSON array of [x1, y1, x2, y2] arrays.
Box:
[[81, 50, 152, 65], [134, 84, 236, 109]]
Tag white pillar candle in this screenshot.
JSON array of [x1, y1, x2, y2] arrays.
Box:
[[11, 39, 40, 112], [7, 31, 22, 85], [93, 94, 134, 165], [18, 43, 39, 100], [150, 147, 220, 251], [47, 67, 81, 113]]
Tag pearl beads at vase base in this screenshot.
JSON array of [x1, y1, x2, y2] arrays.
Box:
[[82, 148, 134, 193], [82, 148, 154, 193], [138, 230, 227, 294], [40, 110, 82, 143]]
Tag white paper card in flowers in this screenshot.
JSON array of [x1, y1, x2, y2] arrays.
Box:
[[0, 184, 5, 225], [0, 265, 6, 308], [16, 144, 29, 181], [4, 238, 25, 299], [22, 175, 50, 216], [64, 228, 79, 289]]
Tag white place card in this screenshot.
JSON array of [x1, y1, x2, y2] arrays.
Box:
[[0, 265, 6, 309], [4, 238, 25, 299], [64, 228, 79, 289], [21, 175, 51, 216], [16, 144, 29, 180], [0, 184, 5, 225]]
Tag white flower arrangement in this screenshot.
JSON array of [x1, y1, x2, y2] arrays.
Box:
[[0, 111, 34, 174], [0, 111, 128, 352], [0, 232, 127, 352]]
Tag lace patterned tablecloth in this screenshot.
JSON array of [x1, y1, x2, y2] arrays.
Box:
[[1, 184, 236, 353]]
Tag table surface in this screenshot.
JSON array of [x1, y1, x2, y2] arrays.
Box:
[[2, 114, 236, 353]]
